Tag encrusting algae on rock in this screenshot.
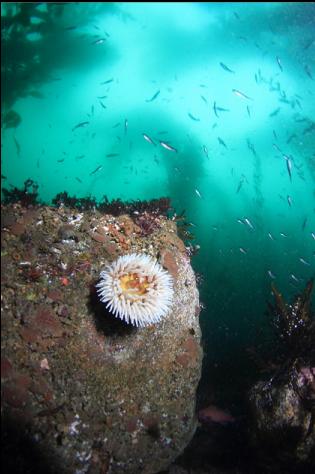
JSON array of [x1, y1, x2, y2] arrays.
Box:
[[1, 200, 203, 474]]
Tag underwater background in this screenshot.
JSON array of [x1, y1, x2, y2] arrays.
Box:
[[2, 2, 315, 408]]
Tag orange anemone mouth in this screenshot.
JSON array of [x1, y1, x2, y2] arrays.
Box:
[[119, 273, 150, 296]]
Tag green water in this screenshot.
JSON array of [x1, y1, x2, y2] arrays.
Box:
[[2, 2, 315, 398]]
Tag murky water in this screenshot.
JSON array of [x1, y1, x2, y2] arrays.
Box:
[[2, 0, 315, 414]]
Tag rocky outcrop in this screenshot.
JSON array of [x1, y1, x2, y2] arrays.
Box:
[[1, 203, 203, 474]]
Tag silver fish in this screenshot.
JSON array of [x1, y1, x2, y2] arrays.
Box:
[[285, 157, 292, 181], [268, 270, 276, 279], [276, 56, 283, 72], [160, 141, 177, 153], [146, 90, 160, 102], [72, 121, 89, 132], [218, 137, 227, 148], [90, 165, 103, 175], [92, 38, 106, 45], [244, 218, 254, 230], [232, 89, 253, 101], [239, 247, 247, 254], [143, 133, 155, 145], [287, 195, 292, 207], [188, 113, 200, 121], [269, 107, 281, 117], [299, 257, 310, 266], [195, 189, 202, 199], [100, 78, 114, 85], [220, 62, 235, 73], [290, 274, 299, 282]]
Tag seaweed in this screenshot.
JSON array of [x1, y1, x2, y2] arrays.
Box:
[[1, 179, 40, 206], [268, 279, 314, 363], [249, 279, 315, 374], [2, 181, 173, 218], [52, 192, 97, 210]]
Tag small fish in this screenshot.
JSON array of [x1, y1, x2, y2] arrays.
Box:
[[268, 232, 275, 241], [200, 95, 208, 104], [198, 405, 235, 425], [112, 122, 120, 128], [64, 25, 77, 31], [143, 133, 155, 145], [273, 143, 282, 153], [145, 90, 160, 103], [268, 270, 276, 279], [72, 121, 89, 132], [280, 232, 288, 237], [236, 176, 245, 193], [91, 38, 106, 45], [106, 153, 120, 157], [75, 155, 85, 160], [269, 107, 281, 117], [285, 156, 292, 181], [75, 177, 82, 183], [14, 137, 21, 155], [311, 232, 315, 240], [213, 101, 219, 118], [276, 56, 283, 72], [290, 274, 299, 282], [287, 195, 292, 207], [217, 137, 227, 148], [304, 64, 313, 80], [97, 95, 107, 99], [195, 189, 203, 199], [244, 218, 254, 230], [273, 130, 278, 140], [239, 247, 247, 254], [299, 257, 310, 266], [216, 104, 230, 113], [159, 141, 177, 153], [302, 218, 307, 231], [100, 78, 113, 85], [188, 112, 200, 121], [124, 119, 128, 134], [246, 139, 257, 156], [89, 165, 103, 175], [232, 89, 253, 101], [99, 101, 107, 109], [57, 159, 65, 163], [246, 105, 251, 117], [220, 62, 235, 74], [203, 145, 209, 158]]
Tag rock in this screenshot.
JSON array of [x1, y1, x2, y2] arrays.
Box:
[[248, 367, 315, 471], [1, 204, 203, 474]]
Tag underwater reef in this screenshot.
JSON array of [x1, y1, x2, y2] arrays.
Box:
[[248, 280, 315, 473], [1, 199, 203, 474]]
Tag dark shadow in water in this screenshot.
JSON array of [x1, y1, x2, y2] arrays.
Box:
[[1, 3, 121, 111], [2, 413, 62, 474]]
